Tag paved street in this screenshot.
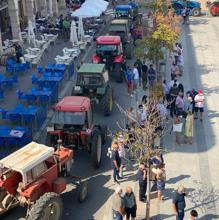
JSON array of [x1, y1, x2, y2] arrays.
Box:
[[2, 9, 219, 220]]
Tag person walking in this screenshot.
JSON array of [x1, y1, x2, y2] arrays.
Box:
[[111, 141, 122, 183], [133, 64, 139, 92], [14, 43, 23, 63], [63, 17, 70, 41], [142, 61, 148, 90], [169, 83, 180, 118], [171, 62, 180, 80], [123, 186, 137, 220], [184, 110, 193, 144], [136, 163, 147, 202], [175, 92, 184, 115], [134, 59, 142, 87], [172, 185, 187, 220], [111, 186, 125, 220], [125, 66, 133, 96], [152, 165, 166, 201], [148, 64, 156, 89], [182, 7, 190, 24], [194, 89, 204, 121]]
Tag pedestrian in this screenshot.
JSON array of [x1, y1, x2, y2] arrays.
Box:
[[186, 89, 198, 113], [148, 64, 156, 89], [123, 186, 137, 220], [142, 61, 148, 90], [177, 52, 184, 76], [127, 107, 136, 129], [111, 186, 125, 220], [59, 14, 64, 38], [134, 59, 142, 87], [175, 92, 184, 115], [194, 89, 204, 121], [189, 209, 198, 220], [182, 7, 190, 24], [172, 185, 187, 220], [117, 134, 126, 177], [132, 64, 139, 91], [173, 114, 183, 145], [63, 17, 70, 41], [136, 162, 147, 202], [137, 104, 146, 127], [152, 164, 166, 201], [14, 43, 23, 63], [111, 141, 122, 183], [184, 94, 193, 113], [169, 78, 180, 88], [169, 83, 180, 117], [125, 66, 133, 96], [184, 110, 193, 144], [171, 62, 180, 80], [173, 43, 180, 64]]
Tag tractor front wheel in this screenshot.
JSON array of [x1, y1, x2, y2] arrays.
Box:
[[114, 64, 123, 83], [91, 129, 102, 168], [103, 87, 113, 116], [27, 192, 63, 220]]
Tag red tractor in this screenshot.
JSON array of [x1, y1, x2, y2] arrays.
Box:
[[46, 96, 106, 168], [209, 1, 219, 16], [92, 36, 126, 83], [0, 141, 88, 219]]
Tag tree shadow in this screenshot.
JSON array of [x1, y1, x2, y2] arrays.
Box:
[[199, 214, 219, 220], [166, 174, 191, 184]]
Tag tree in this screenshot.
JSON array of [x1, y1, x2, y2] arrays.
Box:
[[115, 98, 168, 220]]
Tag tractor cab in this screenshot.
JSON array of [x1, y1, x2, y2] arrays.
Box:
[[92, 36, 123, 67], [115, 5, 133, 20], [49, 96, 93, 135], [72, 63, 113, 116], [109, 19, 130, 44]]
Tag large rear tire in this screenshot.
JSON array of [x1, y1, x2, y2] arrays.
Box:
[[102, 87, 113, 116], [91, 129, 102, 168], [27, 192, 63, 220], [100, 125, 107, 144], [192, 8, 200, 16], [114, 64, 123, 83]]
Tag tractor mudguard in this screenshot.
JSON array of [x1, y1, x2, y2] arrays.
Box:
[[97, 85, 107, 95], [21, 178, 50, 202], [92, 55, 102, 63], [113, 55, 124, 63]]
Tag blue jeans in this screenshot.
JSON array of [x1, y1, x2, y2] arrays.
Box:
[[176, 209, 184, 220], [113, 167, 120, 181], [113, 210, 123, 220]]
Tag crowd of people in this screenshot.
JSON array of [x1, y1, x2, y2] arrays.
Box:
[[109, 41, 203, 220]]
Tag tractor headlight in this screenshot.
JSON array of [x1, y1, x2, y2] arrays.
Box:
[[46, 126, 54, 132], [103, 58, 106, 62], [74, 86, 81, 91]]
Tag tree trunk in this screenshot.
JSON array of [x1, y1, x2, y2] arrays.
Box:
[[146, 161, 151, 220]]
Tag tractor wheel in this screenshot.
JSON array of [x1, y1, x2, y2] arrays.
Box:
[[210, 5, 217, 16], [27, 192, 63, 220], [103, 87, 113, 116], [125, 44, 132, 59], [78, 181, 88, 203], [91, 129, 102, 168], [114, 64, 123, 83], [192, 8, 200, 16], [100, 124, 107, 144]]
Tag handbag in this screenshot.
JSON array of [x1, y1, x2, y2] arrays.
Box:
[[173, 123, 183, 132]]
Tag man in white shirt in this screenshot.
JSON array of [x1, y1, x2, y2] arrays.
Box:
[[194, 89, 204, 121], [133, 64, 139, 91]]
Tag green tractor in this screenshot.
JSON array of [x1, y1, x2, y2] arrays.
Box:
[[109, 19, 133, 60], [72, 63, 113, 116]]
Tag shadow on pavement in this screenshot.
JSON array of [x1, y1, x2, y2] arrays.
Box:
[[166, 174, 191, 184]]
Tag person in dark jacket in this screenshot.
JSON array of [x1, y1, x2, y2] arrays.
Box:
[[136, 163, 147, 202], [172, 185, 187, 220], [14, 43, 23, 63], [124, 186, 137, 220], [134, 59, 142, 87], [142, 61, 148, 90], [111, 141, 122, 183]]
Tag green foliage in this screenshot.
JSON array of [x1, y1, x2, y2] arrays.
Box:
[[152, 23, 179, 51]]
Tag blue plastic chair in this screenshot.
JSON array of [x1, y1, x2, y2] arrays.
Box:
[[0, 90, 4, 99], [16, 90, 26, 101], [26, 94, 37, 104], [37, 65, 44, 74], [8, 113, 22, 124], [0, 109, 8, 119]]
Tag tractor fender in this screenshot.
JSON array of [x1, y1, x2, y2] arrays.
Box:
[[114, 55, 124, 63], [21, 178, 50, 202], [91, 55, 101, 63]]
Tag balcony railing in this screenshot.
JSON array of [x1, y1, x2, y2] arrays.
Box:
[[0, 0, 8, 10]]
